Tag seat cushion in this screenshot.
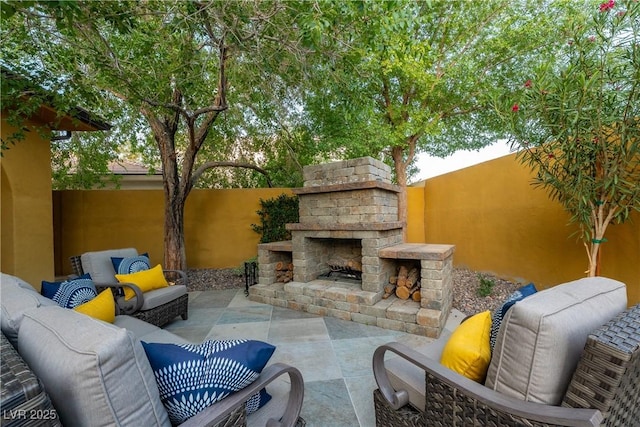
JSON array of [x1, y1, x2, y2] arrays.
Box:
[[485, 276, 627, 405], [139, 284, 187, 311], [385, 331, 452, 411], [18, 305, 171, 427], [81, 248, 137, 283], [1, 273, 57, 345]]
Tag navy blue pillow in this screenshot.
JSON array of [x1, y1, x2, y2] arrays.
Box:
[[141, 339, 275, 424], [490, 283, 537, 351], [41, 274, 97, 309], [110, 253, 150, 274]]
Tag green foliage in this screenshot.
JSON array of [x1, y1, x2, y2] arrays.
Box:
[[499, 0, 640, 275], [476, 274, 496, 298], [299, 0, 590, 185], [251, 194, 299, 243]]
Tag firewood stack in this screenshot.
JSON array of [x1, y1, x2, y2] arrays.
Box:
[[275, 261, 294, 283], [383, 264, 421, 301]]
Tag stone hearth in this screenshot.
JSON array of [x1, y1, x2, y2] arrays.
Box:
[[249, 157, 455, 337]]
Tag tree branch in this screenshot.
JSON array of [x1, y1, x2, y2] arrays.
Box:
[[191, 161, 273, 188]]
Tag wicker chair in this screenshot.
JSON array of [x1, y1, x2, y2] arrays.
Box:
[[70, 248, 189, 327], [373, 303, 640, 427]]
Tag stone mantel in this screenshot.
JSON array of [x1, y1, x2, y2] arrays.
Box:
[[286, 222, 405, 232], [293, 181, 401, 195]]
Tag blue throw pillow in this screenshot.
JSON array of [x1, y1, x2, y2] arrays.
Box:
[[141, 339, 275, 424], [41, 274, 98, 309], [490, 283, 537, 351], [111, 254, 150, 274]]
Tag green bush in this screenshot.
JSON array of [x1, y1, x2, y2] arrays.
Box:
[[251, 194, 299, 243], [477, 274, 495, 297]]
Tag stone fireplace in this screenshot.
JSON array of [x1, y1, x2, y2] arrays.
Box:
[[249, 157, 455, 337]]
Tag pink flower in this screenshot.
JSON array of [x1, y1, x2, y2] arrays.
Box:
[[589, 36, 596, 42], [524, 80, 532, 88], [599, 0, 615, 12], [512, 104, 519, 112]]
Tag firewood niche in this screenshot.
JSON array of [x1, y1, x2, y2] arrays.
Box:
[[383, 263, 421, 301]]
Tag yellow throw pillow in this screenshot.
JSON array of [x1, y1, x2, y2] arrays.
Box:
[[74, 289, 115, 323], [115, 264, 169, 300], [440, 310, 492, 382]]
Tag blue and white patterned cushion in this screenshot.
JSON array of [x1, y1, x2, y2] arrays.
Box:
[[111, 254, 150, 274], [141, 339, 275, 424], [490, 283, 537, 351], [41, 274, 98, 309]]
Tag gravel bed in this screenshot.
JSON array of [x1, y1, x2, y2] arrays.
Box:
[[186, 267, 522, 315]]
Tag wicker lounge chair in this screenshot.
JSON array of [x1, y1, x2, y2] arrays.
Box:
[[373, 282, 640, 427], [70, 248, 188, 327]]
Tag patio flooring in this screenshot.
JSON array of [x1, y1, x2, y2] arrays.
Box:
[[164, 288, 464, 427]]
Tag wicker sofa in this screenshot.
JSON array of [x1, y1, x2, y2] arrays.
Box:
[[1, 272, 305, 427], [373, 277, 640, 427], [70, 248, 189, 327]]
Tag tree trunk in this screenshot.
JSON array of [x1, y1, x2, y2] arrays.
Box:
[[392, 146, 409, 240], [164, 188, 187, 272]]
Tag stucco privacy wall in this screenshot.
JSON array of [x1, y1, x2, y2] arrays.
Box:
[[54, 186, 427, 276], [54, 188, 294, 274], [1, 120, 55, 288], [423, 153, 640, 305]]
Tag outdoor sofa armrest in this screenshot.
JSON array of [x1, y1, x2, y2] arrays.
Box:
[[179, 362, 305, 427], [162, 269, 188, 285], [373, 342, 603, 427], [92, 282, 145, 314]]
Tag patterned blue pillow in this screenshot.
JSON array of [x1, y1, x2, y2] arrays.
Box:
[[41, 274, 98, 309], [111, 254, 150, 274], [490, 283, 537, 351], [141, 339, 275, 424]]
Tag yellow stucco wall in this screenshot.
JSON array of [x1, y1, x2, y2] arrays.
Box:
[[423, 153, 640, 305], [56, 188, 293, 275], [406, 187, 425, 243], [1, 120, 55, 289]]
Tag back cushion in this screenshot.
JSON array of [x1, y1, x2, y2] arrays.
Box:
[[18, 306, 171, 427], [81, 248, 138, 283], [1, 273, 56, 345], [485, 277, 627, 405]]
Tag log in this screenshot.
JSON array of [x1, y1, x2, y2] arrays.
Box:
[[397, 283, 420, 300], [275, 261, 285, 271], [396, 286, 411, 300], [347, 260, 363, 272], [397, 265, 409, 288], [406, 267, 419, 287], [411, 290, 421, 302], [382, 284, 395, 299], [389, 276, 398, 285]]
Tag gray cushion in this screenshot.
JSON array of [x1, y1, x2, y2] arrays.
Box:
[[1, 273, 56, 345], [114, 315, 189, 344], [116, 284, 187, 311], [485, 276, 627, 405], [139, 284, 187, 310], [80, 248, 137, 283], [18, 305, 171, 427], [385, 331, 451, 411]]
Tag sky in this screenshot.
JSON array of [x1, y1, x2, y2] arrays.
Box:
[[413, 140, 514, 182]]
